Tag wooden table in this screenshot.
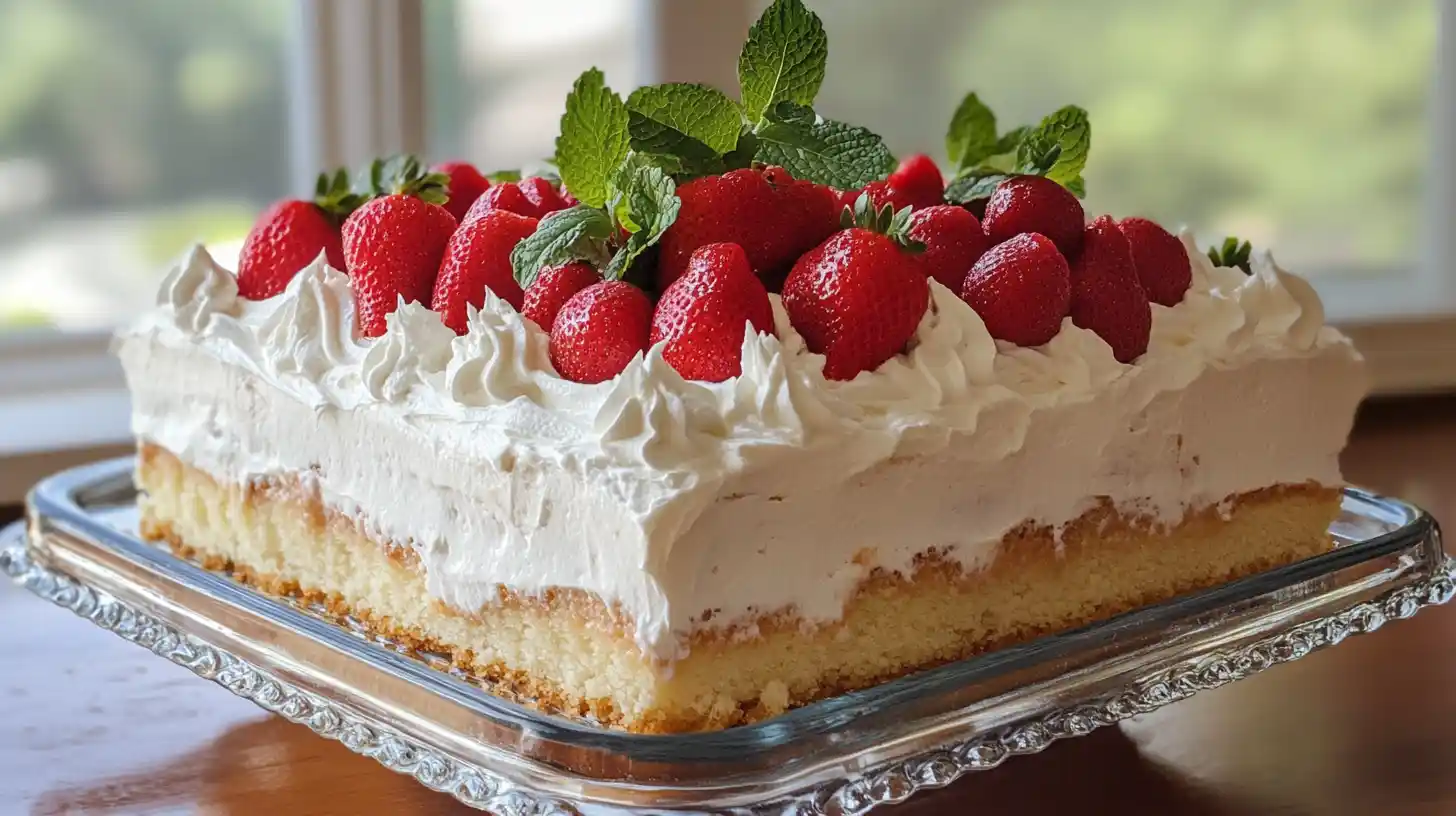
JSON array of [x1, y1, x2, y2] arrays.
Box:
[[4, 398, 1454, 815]]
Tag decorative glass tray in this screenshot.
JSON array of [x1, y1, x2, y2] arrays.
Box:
[[4, 457, 1451, 814]]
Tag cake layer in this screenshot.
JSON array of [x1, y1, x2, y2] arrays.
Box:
[[138, 443, 1340, 733], [116, 242, 1365, 661]]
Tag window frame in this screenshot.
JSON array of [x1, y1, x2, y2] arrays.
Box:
[[0, 0, 1452, 496]]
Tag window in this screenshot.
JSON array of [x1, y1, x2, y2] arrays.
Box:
[[0, 0, 1451, 480], [799, 0, 1438, 292], [0, 0, 292, 330]]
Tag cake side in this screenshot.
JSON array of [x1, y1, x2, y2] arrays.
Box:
[[137, 442, 1337, 732], [116, 244, 1365, 663]]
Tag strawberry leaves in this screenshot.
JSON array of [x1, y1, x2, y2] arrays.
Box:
[[1207, 236, 1254, 274], [312, 167, 367, 222], [556, 69, 630, 209], [754, 101, 895, 189], [738, 0, 827, 125]]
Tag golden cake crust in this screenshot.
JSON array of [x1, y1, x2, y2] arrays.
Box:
[[135, 442, 1339, 733]]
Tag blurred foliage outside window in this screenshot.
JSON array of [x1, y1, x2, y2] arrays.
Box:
[[0, 0, 289, 330], [0, 0, 1437, 331]]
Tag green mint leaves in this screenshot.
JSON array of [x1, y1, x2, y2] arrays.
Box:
[[1015, 105, 1090, 192], [1207, 236, 1253, 274], [738, 0, 827, 125], [943, 94, 1091, 205], [604, 156, 682, 280], [945, 93, 999, 174], [628, 83, 743, 160], [754, 101, 895, 190], [510, 206, 615, 290], [556, 69, 630, 210], [510, 155, 682, 288]]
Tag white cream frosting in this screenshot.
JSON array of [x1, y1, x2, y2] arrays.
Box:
[[117, 232, 1366, 662]]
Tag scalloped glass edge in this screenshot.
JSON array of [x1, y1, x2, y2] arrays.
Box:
[[2, 457, 1450, 814]]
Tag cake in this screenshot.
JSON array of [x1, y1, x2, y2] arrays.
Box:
[[116, 0, 1366, 733]]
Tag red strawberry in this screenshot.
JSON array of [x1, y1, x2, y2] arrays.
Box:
[[782, 227, 929, 381], [1069, 216, 1151, 363], [522, 261, 600, 331], [237, 170, 361, 300], [907, 205, 992, 291], [342, 158, 457, 337], [835, 154, 946, 215], [651, 243, 773, 382], [1117, 217, 1192, 307], [462, 177, 568, 223], [960, 233, 1071, 347], [885, 153, 945, 209], [983, 175, 1085, 258], [657, 166, 838, 290], [430, 209, 540, 333], [550, 281, 652, 384], [434, 161, 491, 223]]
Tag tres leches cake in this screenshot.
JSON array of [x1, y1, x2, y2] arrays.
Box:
[[118, 0, 1365, 733]]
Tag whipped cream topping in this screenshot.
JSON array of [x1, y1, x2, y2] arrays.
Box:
[[118, 232, 1366, 661]]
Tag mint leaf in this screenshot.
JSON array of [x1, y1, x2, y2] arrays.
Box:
[[555, 68, 630, 210], [1014, 105, 1090, 194], [946, 92, 999, 173], [995, 125, 1030, 156], [943, 167, 1010, 205], [627, 83, 742, 161], [510, 206, 615, 289], [753, 101, 895, 189], [738, 0, 827, 124], [1065, 175, 1086, 198], [604, 159, 681, 280], [485, 169, 522, 183]]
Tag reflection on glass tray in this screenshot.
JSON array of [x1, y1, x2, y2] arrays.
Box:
[[4, 457, 1451, 814]]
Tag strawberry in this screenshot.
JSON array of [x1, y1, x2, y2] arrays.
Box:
[[782, 199, 930, 381], [342, 157, 458, 337], [885, 153, 945, 210], [1068, 216, 1151, 363], [907, 205, 992, 292], [430, 209, 540, 333], [434, 161, 491, 223], [236, 169, 362, 300], [1117, 217, 1192, 307], [651, 243, 773, 382], [462, 177, 569, 223], [522, 261, 601, 331], [960, 233, 1071, 347], [983, 175, 1086, 258], [834, 154, 945, 215], [550, 281, 652, 384], [657, 166, 838, 290]]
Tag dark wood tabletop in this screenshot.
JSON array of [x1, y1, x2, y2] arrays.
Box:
[[4, 397, 1454, 816]]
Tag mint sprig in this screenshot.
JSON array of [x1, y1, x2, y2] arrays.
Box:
[[753, 101, 895, 190], [510, 206, 615, 289], [945, 93, 999, 174], [628, 83, 743, 160], [738, 0, 827, 125], [555, 69, 630, 210], [1207, 236, 1253, 274], [944, 169, 1011, 206], [1015, 105, 1090, 192], [604, 156, 681, 280]]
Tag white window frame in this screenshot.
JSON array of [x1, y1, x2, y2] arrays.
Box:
[[0, 0, 1453, 497]]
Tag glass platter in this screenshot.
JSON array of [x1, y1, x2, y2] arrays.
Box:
[[3, 457, 1451, 815]]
